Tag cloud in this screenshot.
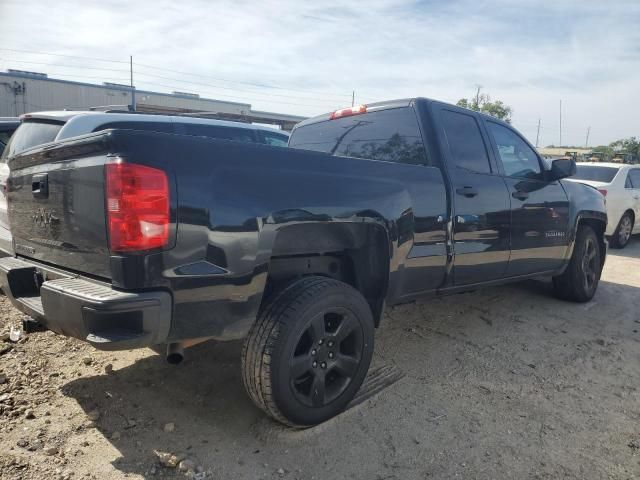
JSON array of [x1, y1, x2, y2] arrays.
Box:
[[0, 0, 638, 145]]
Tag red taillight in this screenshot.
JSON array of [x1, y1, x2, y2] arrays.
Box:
[[105, 162, 169, 252], [329, 104, 367, 120], [597, 189, 607, 197]]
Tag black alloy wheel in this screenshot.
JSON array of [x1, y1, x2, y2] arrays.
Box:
[[288, 307, 363, 408]]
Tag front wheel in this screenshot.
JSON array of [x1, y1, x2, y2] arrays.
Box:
[[609, 213, 634, 249], [241, 276, 374, 427], [553, 225, 602, 302]]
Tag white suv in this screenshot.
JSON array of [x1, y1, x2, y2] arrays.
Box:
[[0, 112, 290, 255], [567, 162, 640, 248], [2, 111, 289, 160]]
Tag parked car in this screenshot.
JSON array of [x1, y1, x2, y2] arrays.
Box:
[[0, 118, 20, 255], [0, 111, 289, 160], [567, 162, 640, 248], [0, 98, 606, 427]]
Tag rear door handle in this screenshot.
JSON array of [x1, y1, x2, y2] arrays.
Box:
[[456, 186, 478, 198], [32, 173, 49, 198], [512, 191, 529, 201]]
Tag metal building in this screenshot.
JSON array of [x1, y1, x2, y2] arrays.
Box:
[[0, 70, 306, 131]]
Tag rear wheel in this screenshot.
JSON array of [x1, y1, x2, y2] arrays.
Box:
[[553, 225, 602, 302], [609, 212, 633, 249], [241, 276, 374, 427]]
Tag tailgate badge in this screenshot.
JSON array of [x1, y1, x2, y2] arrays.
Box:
[[31, 208, 59, 228], [31, 208, 60, 239]]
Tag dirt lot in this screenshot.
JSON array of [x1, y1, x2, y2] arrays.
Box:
[[1, 241, 640, 480]]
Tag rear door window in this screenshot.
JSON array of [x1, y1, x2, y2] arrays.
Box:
[[181, 124, 258, 143], [629, 170, 640, 188], [1, 121, 64, 160], [259, 130, 289, 147], [289, 107, 429, 166], [440, 110, 491, 174]]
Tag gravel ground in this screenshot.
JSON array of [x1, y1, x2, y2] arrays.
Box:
[[1, 240, 640, 480]]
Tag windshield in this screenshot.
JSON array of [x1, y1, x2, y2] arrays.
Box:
[[572, 165, 619, 183], [0, 120, 64, 160]]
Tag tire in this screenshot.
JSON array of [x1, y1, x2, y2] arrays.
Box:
[[609, 212, 634, 249], [241, 276, 374, 427], [553, 225, 602, 302]]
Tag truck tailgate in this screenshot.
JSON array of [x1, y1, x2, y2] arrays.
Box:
[[7, 135, 112, 278]]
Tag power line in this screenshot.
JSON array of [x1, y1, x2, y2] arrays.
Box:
[[0, 58, 341, 108], [0, 66, 129, 84], [0, 57, 130, 74], [0, 47, 128, 64], [132, 70, 339, 105], [133, 61, 353, 99], [0, 50, 354, 105], [134, 79, 340, 108], [0, 46, 354, 100]]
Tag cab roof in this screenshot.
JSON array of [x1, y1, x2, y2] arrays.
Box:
[[293, 97, 513, 131]]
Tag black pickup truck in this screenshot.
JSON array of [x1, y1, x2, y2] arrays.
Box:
[[0, 98, 606, 427]]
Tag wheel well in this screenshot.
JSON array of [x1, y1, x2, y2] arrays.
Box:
[[578, 217, 607, 268], [265, 223, 389, 326]]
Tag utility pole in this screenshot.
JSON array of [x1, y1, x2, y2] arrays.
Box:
[[559, 99, 562, 147], [585, 126, 591, 148], [130, 55, 136, 111], [351, 90, 355, 107], [535, 118, 541, 148], [474, 84, 482, 109]]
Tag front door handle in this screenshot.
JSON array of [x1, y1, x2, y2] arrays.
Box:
[[456, 186, 478, 198], [512, 191, 529, 201]]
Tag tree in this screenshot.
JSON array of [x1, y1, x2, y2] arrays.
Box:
[[590, 137, 640, 163], [456, 92, 513, 123], [610, 137, 640, 158]]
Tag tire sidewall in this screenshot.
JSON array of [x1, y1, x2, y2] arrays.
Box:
[[613, 213, 633, 248], [573, 227, 601, 300], [270, 285, 374, 426]]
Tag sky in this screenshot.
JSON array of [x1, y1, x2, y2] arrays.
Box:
[[0, 0, 638, 147]]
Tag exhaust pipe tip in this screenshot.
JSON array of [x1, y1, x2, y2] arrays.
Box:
[[166, 343, 184, 365]]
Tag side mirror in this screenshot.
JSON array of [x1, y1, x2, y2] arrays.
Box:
[[547, 157, 576, 181]]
